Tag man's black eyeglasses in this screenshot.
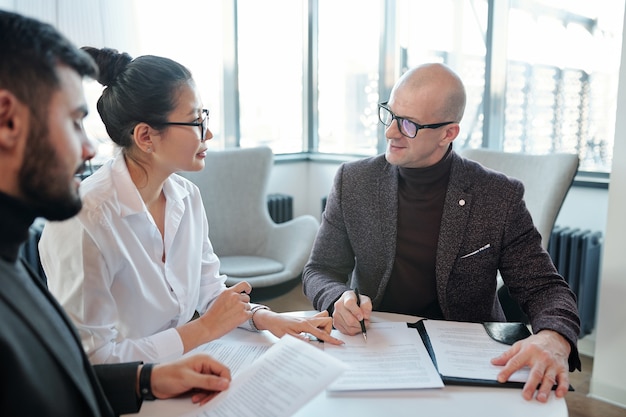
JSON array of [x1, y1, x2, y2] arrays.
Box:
[[162, 109, 209, 141], [378, 102, 455, 138]]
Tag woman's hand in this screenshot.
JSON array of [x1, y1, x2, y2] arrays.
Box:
[[252, 310, 344, 345], [177, 281, 253, 352]]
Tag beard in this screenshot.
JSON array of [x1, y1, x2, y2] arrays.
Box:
[[18, 121, 84, 221]]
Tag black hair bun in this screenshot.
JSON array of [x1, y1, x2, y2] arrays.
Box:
[[81, 46, 132, 87]]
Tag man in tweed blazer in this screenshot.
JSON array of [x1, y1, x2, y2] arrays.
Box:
[[303, 63, 580, 403]]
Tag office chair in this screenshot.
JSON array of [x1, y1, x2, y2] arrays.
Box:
[[181, 146, 319, 298]]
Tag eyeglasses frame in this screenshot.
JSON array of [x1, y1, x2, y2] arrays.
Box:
[[161, 108, 209, 141], [378, 102, 455, 138]]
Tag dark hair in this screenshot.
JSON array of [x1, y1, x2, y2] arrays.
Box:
[[81, 47, 193, 149], [0, 11, 97, 115]]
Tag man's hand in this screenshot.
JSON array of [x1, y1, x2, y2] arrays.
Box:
[[331, 289, 372, 335], [491, 329, 571, 402], [252, 310, 344, 345], [150, 354, 232, 405]]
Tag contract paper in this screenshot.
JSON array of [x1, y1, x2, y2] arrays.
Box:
[[422, 319, 530, 383], [323, 322, 444, 391], [184, 335, 347, 417]]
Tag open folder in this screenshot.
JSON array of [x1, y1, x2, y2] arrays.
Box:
[[410, 319, 573, 391], [411, 319, 533, 389]]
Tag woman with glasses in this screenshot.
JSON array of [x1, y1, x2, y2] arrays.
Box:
[[39, 48, 341, 364]]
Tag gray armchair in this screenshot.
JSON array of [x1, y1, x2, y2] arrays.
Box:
[[459, 148, 579, 250], [181, 146, 319, 293]]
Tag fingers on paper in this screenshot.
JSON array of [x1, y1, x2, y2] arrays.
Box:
[[307, 315, 334, 333], [305, 325, 344, 345], [493, 342, 524, 382]]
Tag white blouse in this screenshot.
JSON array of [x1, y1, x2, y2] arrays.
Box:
[[39, 155, 245, 364]]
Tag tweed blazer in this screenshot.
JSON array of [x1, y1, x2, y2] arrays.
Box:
[[303, 150, 581, 368]]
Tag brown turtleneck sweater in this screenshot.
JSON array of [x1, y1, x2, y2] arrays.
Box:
[[379, 147, 453, 318]]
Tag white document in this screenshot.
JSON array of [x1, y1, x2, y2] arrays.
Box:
[[322, 322, 444, 391], [183, 335, 348, 417], [193, 339, 272, 376], [422, 320, 530, 382]]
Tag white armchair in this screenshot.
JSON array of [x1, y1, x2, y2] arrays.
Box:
[[181, 146, 319, 294]]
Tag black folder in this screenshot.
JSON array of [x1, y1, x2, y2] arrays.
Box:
[[409, 320, 573, 391]]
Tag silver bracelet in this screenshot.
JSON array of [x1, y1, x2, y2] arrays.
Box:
[[248, 305, 270, 331]]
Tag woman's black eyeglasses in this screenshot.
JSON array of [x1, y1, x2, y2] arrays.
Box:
[[162, 109, 209, 141]]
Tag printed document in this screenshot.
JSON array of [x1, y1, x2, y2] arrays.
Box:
[[422, 319, 530, 382], [193, 339, 272, 376], [323, 322, 444, 391], [183, 335, 347, 417]]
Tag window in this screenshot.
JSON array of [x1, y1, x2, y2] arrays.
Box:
[[398, 0, 488, 150], [393, 0, 623, 173], [316, 0, 381, 155], [501, 0, 623, 172], [237, 0, 306, 153], [13, 0, 625, 174], [83, 0, 225, 163]]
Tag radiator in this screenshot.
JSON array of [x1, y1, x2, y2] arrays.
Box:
[[267, 193, 294, 223], [548, 226, 603, 337]]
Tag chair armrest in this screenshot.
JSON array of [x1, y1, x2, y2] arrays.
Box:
[[264, 215, 319, 271]]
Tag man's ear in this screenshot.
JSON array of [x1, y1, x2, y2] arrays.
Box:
[[0, 90, 27, 150], [440, 123, 460, 146], [132, 122, 155, 154]]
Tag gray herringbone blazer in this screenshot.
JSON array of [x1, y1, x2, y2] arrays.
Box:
[[303, 150, 580, 369]]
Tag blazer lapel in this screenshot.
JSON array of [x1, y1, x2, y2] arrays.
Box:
[[373, 161, 398, 301], [436, 153, 473, 314]]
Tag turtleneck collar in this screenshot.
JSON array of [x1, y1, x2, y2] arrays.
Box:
[[0, 191, 39, 262], [397, 144, 453, 186]]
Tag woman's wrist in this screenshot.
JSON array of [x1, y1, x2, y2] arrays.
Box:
[[249, 305, 270, 331]]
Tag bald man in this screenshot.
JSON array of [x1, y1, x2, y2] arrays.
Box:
[[303, 63, 581, 403]]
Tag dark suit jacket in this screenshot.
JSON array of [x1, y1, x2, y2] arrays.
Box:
[[0, 258, 141, 416], [303, 150, 581, 369]]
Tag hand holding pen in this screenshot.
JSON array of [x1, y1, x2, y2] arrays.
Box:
[[354, 287, 367, 341], [330, 287, 372, 337]]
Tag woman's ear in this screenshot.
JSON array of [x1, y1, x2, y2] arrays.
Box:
[[132, 122, 155, 153]]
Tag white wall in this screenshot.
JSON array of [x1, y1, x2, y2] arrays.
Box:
[[556, 187, 608, 234], [587, 5, 626, 408], [268, 161, 342, 221]]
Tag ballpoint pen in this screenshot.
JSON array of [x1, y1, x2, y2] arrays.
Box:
[[354, 287, 367, 341]]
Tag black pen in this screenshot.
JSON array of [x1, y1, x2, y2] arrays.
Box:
[[354, 287, 367, 341]]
